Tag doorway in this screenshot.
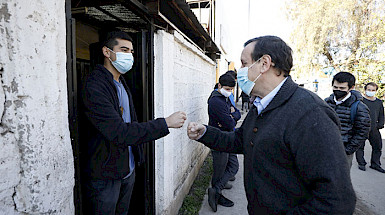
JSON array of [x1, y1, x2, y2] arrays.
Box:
[[66, 1, 156, 214]]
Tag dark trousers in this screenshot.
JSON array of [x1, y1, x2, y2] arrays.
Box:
[[83, 170, 135, 215], [356, 129, 383, 168], [242, 101, 249, 111], [211, 150, 239, 193]]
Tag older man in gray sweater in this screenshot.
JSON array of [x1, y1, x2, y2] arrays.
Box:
[[188, 36, 356, 214]]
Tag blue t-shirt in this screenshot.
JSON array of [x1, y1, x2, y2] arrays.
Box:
[[113, 80, 135, 178], [229, 93, 235, 107]]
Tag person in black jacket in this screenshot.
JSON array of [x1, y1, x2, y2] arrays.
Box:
[[240, 91, 250, 111], [356, 82, 385, 173], [81, 31, 186, 215], [188, 36, 356, 214], [207, 74, 241, 212], [325, 72, 371, 168]]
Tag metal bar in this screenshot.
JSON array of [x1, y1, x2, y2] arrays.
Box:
[[170, 0, 206, 41], [147, 21, 156, 215], [125, 0, 149, 15], [141, 31, 148, 122], [120, 0, 152, 24], [66, 0, 83, 214], [71, 7, 88, 14], [158, 11, 205, 54]]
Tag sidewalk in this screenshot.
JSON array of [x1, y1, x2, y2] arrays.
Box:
[[350, 129, 385, 215], [199, 155, 247, 215], [198, 101, 385, 215]]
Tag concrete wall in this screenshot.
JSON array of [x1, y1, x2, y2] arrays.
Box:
[[154, 30, 215, 215], [0, 1, 74, 214]]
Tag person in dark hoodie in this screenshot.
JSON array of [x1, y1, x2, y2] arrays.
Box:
[[325, 72, 371, 168], [81, 31, 187, 215], [207, 73, 241, 212]]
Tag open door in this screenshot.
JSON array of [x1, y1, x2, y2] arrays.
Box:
[[66, 1, 156, 214]]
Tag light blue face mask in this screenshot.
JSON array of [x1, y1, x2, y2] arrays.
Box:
[[237, 57, 262, 96], [365, 91, 376, 97], [108, 48, 134, 74]]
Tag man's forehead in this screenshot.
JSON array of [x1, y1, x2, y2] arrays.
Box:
[[241, 42, 255, 60], [333, 81, 349, 86], [116, 38, 133, 48], [367, 85, 376, 89]]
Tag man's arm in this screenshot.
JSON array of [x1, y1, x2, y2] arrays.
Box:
[[230, 106, 241, 122], [347, 102, 371, 154], [287, 106, 356, 214], [82, 81, 183, 148], [187, 123, 244, 154], [378, 100, 384, 129]]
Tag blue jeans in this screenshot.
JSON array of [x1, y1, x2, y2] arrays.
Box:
[[83, 170, 135, 215]]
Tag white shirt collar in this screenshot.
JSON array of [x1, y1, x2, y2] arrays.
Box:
[[254, 77, 288, 112], [334, 92, 351, 105]]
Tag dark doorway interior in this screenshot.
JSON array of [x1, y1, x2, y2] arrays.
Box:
[[66, 1, 155, 214]]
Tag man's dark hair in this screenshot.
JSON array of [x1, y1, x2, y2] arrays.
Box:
[[364, 82, 378, 90], [103, 31, 133, 49], [219, 74, 236, 87], [225, 70, 237, 80], [332, 72, 356, 88], [214, 83, 219, 90], [244, 36, 293, 77]]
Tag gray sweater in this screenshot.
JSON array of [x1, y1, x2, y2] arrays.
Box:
[[199, 76, 355, 214], [363, 97, 384, 130]]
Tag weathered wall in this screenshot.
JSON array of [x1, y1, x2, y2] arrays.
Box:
[[154, 30, 215, 215], [0, 1, 74, 214]]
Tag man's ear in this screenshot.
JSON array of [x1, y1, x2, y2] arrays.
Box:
[[349, 85, 355, 91], [260, 55, 273, 73], [102, 46, 111, 58]]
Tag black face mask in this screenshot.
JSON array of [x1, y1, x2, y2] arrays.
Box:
[[333, 90, 348, 100]]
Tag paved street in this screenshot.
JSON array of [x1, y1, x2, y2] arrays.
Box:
[[199, 102, 385, 215], [351, 128, 385, 215]]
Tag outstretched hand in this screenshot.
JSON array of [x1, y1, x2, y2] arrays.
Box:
[[187, 122, 206, 140], [165, 111, 187, 128]]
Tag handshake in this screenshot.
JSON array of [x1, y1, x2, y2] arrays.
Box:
[[164, 111, 206, 140]]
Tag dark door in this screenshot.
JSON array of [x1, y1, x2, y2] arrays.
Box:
[[66, 1, 156, 214]]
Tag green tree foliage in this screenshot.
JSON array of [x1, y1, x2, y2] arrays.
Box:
[[287, 0, 385, 97]]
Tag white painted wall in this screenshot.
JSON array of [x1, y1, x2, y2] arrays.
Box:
[[154, 30, 215, 215], [0, 1, 74, 214]]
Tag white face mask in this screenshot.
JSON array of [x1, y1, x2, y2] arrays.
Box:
[[365, 91, 376, 97], [220, 88, 232, 98]]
